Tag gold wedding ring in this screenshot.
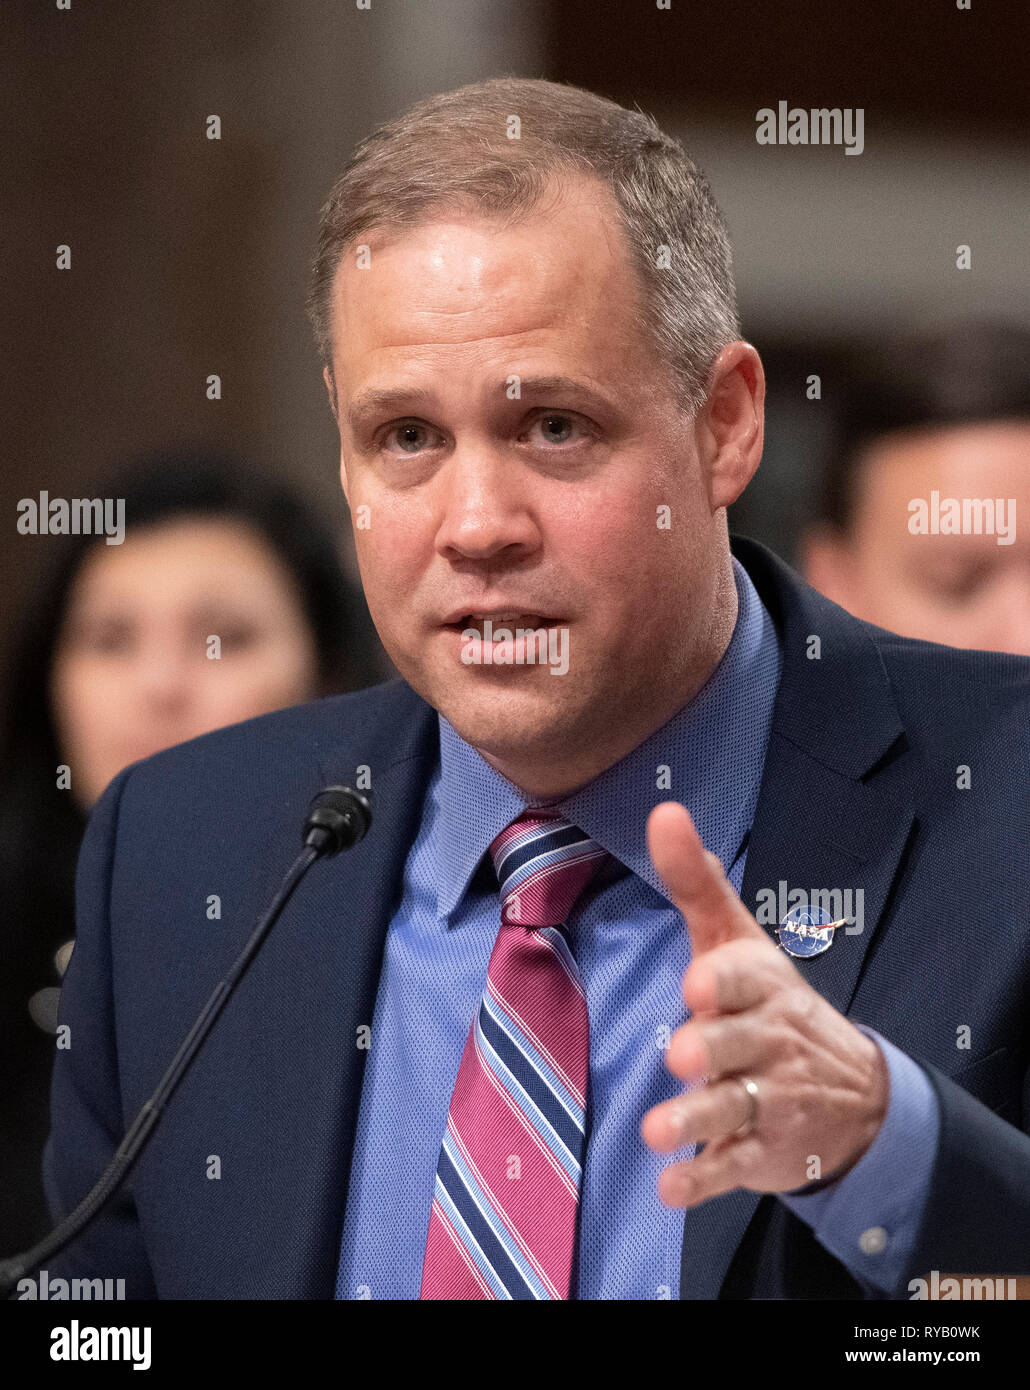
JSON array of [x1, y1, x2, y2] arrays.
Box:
[[732, 1077, 760, 1136]]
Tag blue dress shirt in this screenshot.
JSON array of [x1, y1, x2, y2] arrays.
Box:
[[336, 558, 939, 1299]]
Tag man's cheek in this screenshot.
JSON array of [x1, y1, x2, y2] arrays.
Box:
[[601, 526, 672, 599], [354, 521, 411, 589]]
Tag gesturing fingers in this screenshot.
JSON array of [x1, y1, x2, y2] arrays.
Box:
[[642, 1077, 758, 1152], [681, 936, 785, 1017], [665, 1009, 768, 1083], [647, 802, 767, 956], [658, 1135, 765, 1209]]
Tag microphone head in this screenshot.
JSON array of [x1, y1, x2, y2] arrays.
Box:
[[303, 785, 373, 855]]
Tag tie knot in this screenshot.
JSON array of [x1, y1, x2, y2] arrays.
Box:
[[488, 810, 608, 928]]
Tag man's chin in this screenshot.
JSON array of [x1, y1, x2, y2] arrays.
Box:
[[423, 667, 581, 757]]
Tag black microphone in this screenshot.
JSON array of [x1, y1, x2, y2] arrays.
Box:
[[303, 784, 372, 854], [0, 784, 372, 1297]]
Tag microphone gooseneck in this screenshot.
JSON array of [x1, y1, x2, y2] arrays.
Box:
[[0, 784, 372, 1297]]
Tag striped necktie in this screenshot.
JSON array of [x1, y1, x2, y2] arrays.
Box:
[[419, 810, 608, 1300]]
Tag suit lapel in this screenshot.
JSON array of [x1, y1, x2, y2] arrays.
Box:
[[209, 682, 439, 1298], [677, 539, 916, 1299]]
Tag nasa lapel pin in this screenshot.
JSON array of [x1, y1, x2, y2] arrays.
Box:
[[776, 904, 846, 959]]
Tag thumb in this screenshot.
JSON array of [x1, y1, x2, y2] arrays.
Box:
[[647, 801, 763, 955]]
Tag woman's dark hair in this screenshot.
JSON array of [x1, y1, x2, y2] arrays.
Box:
[[0, 448, 386, 1093]]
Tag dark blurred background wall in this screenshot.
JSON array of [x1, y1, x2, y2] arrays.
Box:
[[6, 0, 1029, 676]]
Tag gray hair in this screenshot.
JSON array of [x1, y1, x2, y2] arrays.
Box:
[[307, 77, 741, 413]]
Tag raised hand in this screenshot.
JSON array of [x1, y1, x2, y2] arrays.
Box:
[[641, 801, 888, 1207]]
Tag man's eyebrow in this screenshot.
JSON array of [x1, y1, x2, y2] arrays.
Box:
[[347, 387, 435, 433], [515, 376, 614, 413], [345, 375, 614, 433]]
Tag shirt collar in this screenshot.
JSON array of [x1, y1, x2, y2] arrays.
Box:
[[434, 556, 782, 921]]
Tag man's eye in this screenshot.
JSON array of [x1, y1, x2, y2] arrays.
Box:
[[383, 422, 438, 455], [524, 413, 588, 447]]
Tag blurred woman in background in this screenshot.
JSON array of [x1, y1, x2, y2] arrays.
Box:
[[0, 449, 386, 1251]]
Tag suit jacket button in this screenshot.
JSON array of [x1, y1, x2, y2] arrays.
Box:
[[859, 1226, 888, 1255]]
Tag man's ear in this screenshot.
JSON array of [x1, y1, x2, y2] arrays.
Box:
[[322, 365, 338, 421], [698, 342, 765, 512], [321, 366, 351, 504]]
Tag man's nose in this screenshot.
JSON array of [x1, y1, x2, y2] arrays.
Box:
[[433, 447, 541, 560]]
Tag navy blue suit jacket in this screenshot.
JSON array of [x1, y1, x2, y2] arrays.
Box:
[[42, 537, 1030, 1298]]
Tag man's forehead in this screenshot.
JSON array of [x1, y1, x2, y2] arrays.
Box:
[[330, 177, 634, 317], [326, 179, 646, 396]]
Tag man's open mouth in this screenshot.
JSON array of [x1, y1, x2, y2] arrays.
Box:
[[445, 613, 560, 632]]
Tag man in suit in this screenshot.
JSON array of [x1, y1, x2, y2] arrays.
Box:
[[42, 77, 1030, 1299]]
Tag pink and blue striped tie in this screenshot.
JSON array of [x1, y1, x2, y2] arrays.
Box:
[[419, 811, 608, 1300]]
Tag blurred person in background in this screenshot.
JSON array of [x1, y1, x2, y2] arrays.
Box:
[[802, 321, 1030, 654], [0, 450, 384, 1250]]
